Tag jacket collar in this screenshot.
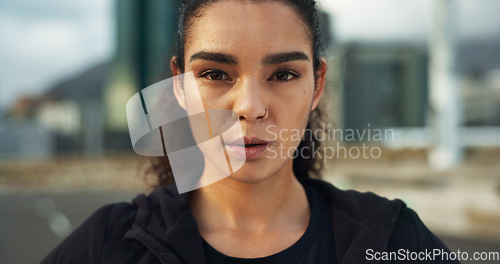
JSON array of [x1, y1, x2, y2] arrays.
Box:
[[124, 183, 205, 264], [303, 178, 405, 264], [124, 178, 405, 264]]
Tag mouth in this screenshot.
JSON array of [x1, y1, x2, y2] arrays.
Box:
[[224, 137, 272, 160], [243, 137, 270, 146], [225, 137, 270, 146], [243, 143, 264, 147]]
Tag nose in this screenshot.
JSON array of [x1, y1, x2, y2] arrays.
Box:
[[232, 77, 268, 121]]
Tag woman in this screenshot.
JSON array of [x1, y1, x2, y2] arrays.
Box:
[[42, 0, 458, 263]]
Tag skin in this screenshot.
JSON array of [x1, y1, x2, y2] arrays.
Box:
[[171, 0, 327, 258]]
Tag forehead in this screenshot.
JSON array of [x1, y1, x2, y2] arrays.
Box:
[[185, 0, 312, 59]]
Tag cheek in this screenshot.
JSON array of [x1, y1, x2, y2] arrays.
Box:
[[272, 88, 314, 142], [182, 75, 208, 114], [275, 84, 315, 120], [196, 82, 232, 108]]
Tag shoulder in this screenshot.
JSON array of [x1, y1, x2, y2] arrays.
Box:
[[302, 178, 457, 263], [387, 206, 454, 253], [41, 202, 138, 264], [383, 207, 460, 263], [302, 178, 404, 246], [302, 177, 405, 224]]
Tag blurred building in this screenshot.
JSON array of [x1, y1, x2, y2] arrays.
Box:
[[334, 39, 500, 149], [104, 0, 181, 135], [1, 95, 54, 159], [1, 63, 108, 157], [38, 63, 110, 154], [0, 120, 53, 159], [341, 44, 428, 130], [1, 0, 182, 158], [459, 40, 500, 127]]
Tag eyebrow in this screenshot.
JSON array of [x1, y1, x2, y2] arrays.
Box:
[[189, 51, 310, 65], [263, 52, 310, 65], [189, 51, 238, 64]]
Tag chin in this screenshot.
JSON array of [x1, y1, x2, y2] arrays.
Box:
[[226, 168, 272, 184], [225, 155, 293, 184]]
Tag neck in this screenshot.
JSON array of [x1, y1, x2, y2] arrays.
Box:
[[190, 161, 309, 233]]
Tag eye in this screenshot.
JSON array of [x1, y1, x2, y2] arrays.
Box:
[[199, 70, 231, 81], [269, 70, 300, 82]]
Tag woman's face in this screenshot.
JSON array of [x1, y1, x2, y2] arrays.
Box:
[[174, 0, 325, 183]]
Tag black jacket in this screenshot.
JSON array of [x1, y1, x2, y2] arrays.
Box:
[[41, 178, 457, 264]]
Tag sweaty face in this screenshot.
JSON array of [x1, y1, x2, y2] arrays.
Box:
[[181, 0, 323, 183]]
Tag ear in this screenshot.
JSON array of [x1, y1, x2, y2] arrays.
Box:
[[311, 58, 327, 111], [171, 56, 187, 110]]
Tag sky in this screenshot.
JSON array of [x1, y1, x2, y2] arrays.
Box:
[[0, 0, 114, 110], [0, 0, 499, 111], [321, 0, 500, 43]]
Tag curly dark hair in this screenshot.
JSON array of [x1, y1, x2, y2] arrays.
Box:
[[141, 0, 330, 190]]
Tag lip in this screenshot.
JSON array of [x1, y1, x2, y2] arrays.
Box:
[[224, 137, 271, 161], [225, 137, 270, 146]]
